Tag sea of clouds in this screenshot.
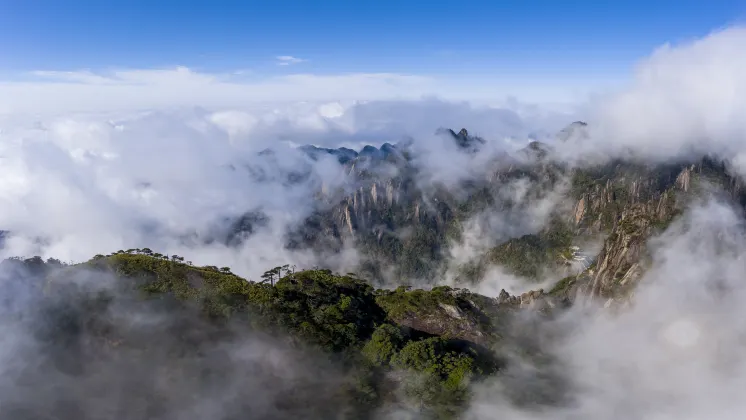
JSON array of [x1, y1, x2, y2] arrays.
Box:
[[2, 27, 746, 284], [2, 24, 746, 419]]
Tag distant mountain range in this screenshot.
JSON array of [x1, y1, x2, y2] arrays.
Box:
[[219, 121, 746, 297], [298, 126, 488, 164], [3, 119, 746, 418]]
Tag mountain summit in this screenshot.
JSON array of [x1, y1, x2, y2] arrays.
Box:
[[557, 120, 590, 143], [4, 121, 746, 418]]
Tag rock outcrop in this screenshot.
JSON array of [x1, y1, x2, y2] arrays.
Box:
[[564, 156, 746, 305], [375, 286, 507, 346]]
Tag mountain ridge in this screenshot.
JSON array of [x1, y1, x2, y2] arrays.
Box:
[[3, 122, 746, 418]]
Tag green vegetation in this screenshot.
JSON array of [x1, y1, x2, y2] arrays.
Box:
[[570, 169, 600, 198], [375, 285, 459, 320], [4, 251, 519, 418], [374, 285, 509, 349], [488, 235, 555, 279], [393, 338, 479, 390], [85, 250, 252, 319], [360, 321, 500, 417], [548, 275, 577, 297], [7, 133, 746, 418], [255, 268, 385, 352], [391, 338, 478, 418], [457, 217, 575, 283], [362, 323, 405, 366]]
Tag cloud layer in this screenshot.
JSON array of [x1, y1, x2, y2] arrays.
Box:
[[467, 199, 746, 419], [0, 67, 591, 116], [275, 55, 307, 66], [3, 25, 746, 283], [2, 16, 746, 420], [0, 98, 563, 281], [566, 26, 746, 171]]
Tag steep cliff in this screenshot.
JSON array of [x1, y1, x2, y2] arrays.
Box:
[[287, 129, 567, 283], [237, 125, 746, 309], [508, 155, 746, 307]]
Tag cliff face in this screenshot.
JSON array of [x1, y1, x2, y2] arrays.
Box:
[[588, 198, 674, 300], [290, 173, 461, 281], [291, 131, 746, 306], [375, 286, 504, 346], [518, 157, 746, 308], [289, 133, 567, 283], [570, 161, 681, 233], [246, 125, 746, 311]]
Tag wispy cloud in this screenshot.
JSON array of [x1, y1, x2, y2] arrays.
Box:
[[556, 26, 746, 172], [0, 96, 567, 282], [0, 67, 586, 116], [275, 55, 307, 66], [31, 70, 116, 85], [0, 69, 436, 115]]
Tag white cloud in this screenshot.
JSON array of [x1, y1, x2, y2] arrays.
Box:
[[275, 55, 307, 66], [1, 22, 746, 419], [0, 66, 593, 116], [559, 26, 746, 172], [0, 69, 439, 115], [467, 200, 746, 419], [31, 70, 117, 85], [0, 115, 325, 278], [3, 25, 746, 281], [0, 97, 568, 281]]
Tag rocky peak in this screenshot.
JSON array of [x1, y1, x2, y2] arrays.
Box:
[[676, 165, 693, 192], [518, 140, 554, 162], [496, 287, 567, 312], [557, 121, 590, 143], [298, 144, 358, 164], [569, 156, 746, 303], [436, 127, 487, 152]]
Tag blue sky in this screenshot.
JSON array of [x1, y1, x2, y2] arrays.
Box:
[[1, 0, 743, 80]]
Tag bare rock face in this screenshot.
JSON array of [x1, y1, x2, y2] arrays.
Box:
[[375, 286, 513, 346], [519, 289, 548, 309], [573, 197, 586, 225], [497, 289, 513, 304], [676, 165, 693, 192], [570, 163, 681, 232], [589, 204, 657, 299], [547, 155, 746, 308], [294, 126, 746, 313], [496, 287, 567, 312], [582, 158, 746, 303], [393, 308, 488, 345]]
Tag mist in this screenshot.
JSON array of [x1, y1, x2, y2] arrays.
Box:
[[2, 19, 746, 420], [0, 96, 571, 284], [0, 259, 375, 419], [558, 26, 746, 173], [465, 198, 746, 419]]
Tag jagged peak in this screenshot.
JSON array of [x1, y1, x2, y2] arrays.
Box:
[[297, 138, 415, 170], [299, 144, 359, 164], [557, 121, 590, 143], [435, 126, 486, 152], [516, 140, 554, 161]]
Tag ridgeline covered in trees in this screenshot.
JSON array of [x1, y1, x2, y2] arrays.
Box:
[[1, 251, 561, 419]]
